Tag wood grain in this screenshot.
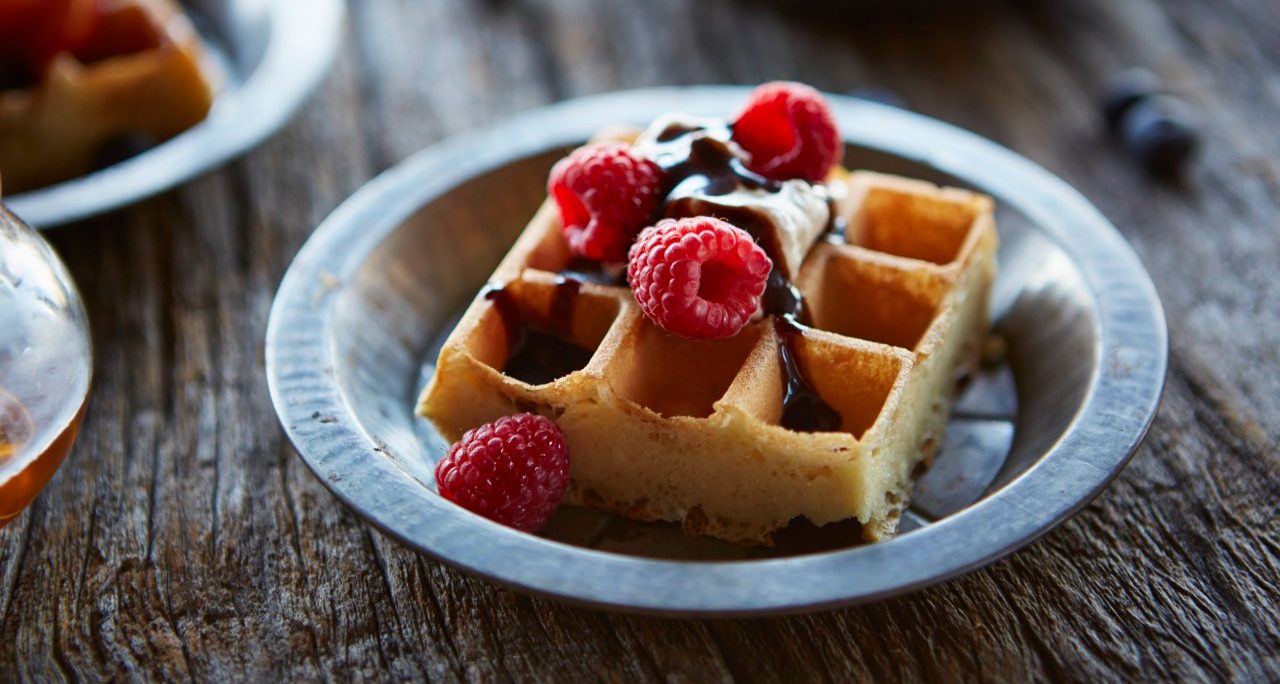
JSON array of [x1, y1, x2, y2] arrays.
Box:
[[3, 0, 1278, 680]]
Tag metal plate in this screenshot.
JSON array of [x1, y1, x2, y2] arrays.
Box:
[[265, 87, 1167, 616], [6, 0, 344, 228]]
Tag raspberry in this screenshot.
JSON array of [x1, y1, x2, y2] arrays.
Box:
[[732, 81, 841, 182], [548, 142, 663, 263], [627, 217, 772, 339], [434, 413, 570, 533]]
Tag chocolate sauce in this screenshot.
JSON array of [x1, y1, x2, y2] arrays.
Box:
[[558, 258, 627, 287], [647, 120, 842, 432], [482, 282, 521, 348], [504, 329, 593, 386], [762, 269, 806, 321], [646, 120, 780, 198], [483, 280, 592, 385], [655, 121, 702, 142], [548, 275, 582, 332], [774, 317, 843, 432]]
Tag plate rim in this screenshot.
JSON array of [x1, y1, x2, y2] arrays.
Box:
[[265, 86, 1168, 616], [6, 0, 345, 229]]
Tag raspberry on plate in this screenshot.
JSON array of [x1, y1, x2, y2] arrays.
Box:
[[548, 142, 664, 263], [627, 216, 772, 340], [434, 413, 570, 533], [732, 81, 841, 182]]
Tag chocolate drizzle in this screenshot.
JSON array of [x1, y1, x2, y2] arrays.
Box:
[[558, 258, 627, 287], [549, 275, 582, 331], [762, 269, 806, 321], [481, 282, 520, 348], [774, 317, 843, 432], [647, 121, 780, 197], [645, 120, 842, 432], [503, 329, 593, 386], [483, 281, 592, 385]]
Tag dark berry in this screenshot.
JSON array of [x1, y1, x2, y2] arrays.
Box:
[[1101, 67, 1163, 130], [1120, 95, 1200, 175]]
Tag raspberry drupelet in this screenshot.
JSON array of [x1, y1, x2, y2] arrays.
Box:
[[547, 142, 664, 263], [434, 413, 570, 532], [627, 216, 772, 340]]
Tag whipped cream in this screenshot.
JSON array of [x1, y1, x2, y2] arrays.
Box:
[[634, 113, 831, 280]]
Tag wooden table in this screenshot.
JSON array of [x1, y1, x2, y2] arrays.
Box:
[[4, 0, 1278, 679]]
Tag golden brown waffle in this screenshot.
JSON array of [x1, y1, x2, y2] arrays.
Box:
[[0, 0, 215, 193], [419, 139, 997, 545]]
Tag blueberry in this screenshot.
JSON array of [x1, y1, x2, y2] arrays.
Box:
[[1102, 67, 1163, 130], [1119, 95, 1200, 175], [847, 86, 907, 109]]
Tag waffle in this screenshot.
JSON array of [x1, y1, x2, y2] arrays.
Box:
[[418, 132, 997, 545], [0, 0, 215, 193]]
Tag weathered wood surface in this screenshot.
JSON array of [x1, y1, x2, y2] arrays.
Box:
[[3, 0, 1279, 680]]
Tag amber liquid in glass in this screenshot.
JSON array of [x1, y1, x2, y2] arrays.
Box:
[[0, 390, 86, 525], [0, 237, 91, 526]]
